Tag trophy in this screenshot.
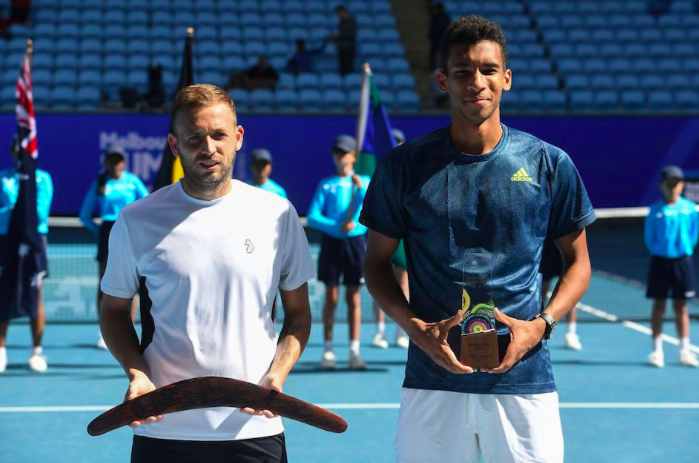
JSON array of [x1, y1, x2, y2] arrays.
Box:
[[459, 252, 499, 369], [459, 289, 499, 369]]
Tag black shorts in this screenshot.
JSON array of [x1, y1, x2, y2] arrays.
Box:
[[97, 220, 115, 263], [646, 255, 696, 300], [539, 237, 563, 280], [131, 433, 288, 463], [317, 234, 366, 286]]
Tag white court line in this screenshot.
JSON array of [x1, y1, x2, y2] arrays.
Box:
[[576, 301, 699, 355], [2, 403, 699, 413]]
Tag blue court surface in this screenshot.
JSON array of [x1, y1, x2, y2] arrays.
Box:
[[2, 230, 699, 463], [1, 277, 698, 463]]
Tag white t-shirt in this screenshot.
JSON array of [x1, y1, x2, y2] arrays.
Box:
[[101, 180, 316, 441]]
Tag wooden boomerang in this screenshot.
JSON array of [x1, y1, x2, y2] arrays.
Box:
[[87, 376, 348, 436]]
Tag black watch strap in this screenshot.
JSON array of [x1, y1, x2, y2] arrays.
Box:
[[535, 312, 557, 340]]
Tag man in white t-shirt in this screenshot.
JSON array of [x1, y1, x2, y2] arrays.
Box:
[[100, 84, 315, 463]]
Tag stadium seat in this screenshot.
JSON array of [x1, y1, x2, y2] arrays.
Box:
[[591, 75, 615, 90], [228, 89, 250, 109], [128, 40, 150, 55], [322, 89, 347, 110], [647, 91, 673, 108], [620, 91, 645, 110], [32, 70, 52, 87], [395, 91, 420, 112], [591, 30, 615, 43], [668, 75, 692, 89], [55, 54, 78, 70], [575, 44, 598, 58], [377, 27, 400, 43], [199, 70, 225, 87], [387, 59, 410, 73], [296, 74, 320, 90], [76, 87, 101, 109], [569, 29, 592, 43], [392, 74, 415, 91], [223, 56, 246, 72], [599, 44, 624, 58], [104, 54, 127, 70], [128, 55, 150, 70], [78, 70, 102, 86], [343, 73, 362, 92], [616, 74, 639, 88], [676, 91, 699, 107], [298, 89, 322, 111], [243, 42, 267, 58], [78, 54, 102, 71], [569, 90, 594, 111], [50, 86, 76, 108], [515, 74, 536, 89], [565, 74, 589, 90], [536, 75, 559, 89], [373, 74, 390, 91], [357, 29, 378, 43], [640, 75, 664, 90], [594, 90, 619, 111], [31, 54, 53, 71], [320, 73, 343, 90], [198, 56, 221, 72]]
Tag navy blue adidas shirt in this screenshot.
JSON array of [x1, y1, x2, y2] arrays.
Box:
[[359, 124, 596, 394]]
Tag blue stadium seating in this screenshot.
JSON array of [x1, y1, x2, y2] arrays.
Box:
[[299, 89, 322, 111]]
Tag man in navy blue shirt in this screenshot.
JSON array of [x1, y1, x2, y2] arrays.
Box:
[[360, 15, 595, 463]]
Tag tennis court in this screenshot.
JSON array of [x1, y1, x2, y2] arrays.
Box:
[[1, 217, 698, 463]]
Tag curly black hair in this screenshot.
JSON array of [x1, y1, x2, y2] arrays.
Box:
[[440, 15, 508, 71]]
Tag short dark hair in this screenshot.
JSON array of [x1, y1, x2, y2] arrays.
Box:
[[171, 84, 236, 133], [440, 15, 508, 72]]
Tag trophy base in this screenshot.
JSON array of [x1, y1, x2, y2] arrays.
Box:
[[460, 330, 499, 369]]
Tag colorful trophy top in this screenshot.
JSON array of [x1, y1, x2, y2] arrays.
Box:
[[460, 289, 496, 336]]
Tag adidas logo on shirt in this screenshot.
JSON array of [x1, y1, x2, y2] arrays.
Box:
[[511, 168, 532, 182]]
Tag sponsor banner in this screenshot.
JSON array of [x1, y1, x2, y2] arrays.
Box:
[[0, 113, 698, 215]]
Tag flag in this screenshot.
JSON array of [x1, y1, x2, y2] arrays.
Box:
[[354, 64, 397, 177], [152, 28, 195, 191], [0, 44, 46, 320]]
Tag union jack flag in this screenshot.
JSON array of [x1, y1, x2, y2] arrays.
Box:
[[0, 47, 45, 321]]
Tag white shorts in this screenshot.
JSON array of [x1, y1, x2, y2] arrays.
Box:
[[395, 388, 563, 463]]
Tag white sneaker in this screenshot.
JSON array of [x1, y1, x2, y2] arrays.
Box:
[[679, 349, 699, 367], [28, 354, 47, 373], [564, 333, 582, 351], [348, 353, 367, 370], [0, 353, 6, 373], [372, 332, 389, 349], [396, 335, 410, 349], [97, 334, 108, 350], [321, 350, 336, 370], [648, 350, 665, 368]]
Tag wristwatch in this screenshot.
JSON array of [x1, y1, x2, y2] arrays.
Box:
[[534, 312, 557, 340]]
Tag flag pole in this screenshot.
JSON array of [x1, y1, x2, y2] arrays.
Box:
[[348, 63, 371, 221]]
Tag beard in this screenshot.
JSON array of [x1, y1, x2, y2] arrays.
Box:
[[180, 151, 236, 192]]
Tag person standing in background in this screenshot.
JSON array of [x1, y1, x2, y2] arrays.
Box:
[[540, 237, 583, 350], [373, 128, 409, 349], [645, 165, 699, 368], [329, 6, 357, 76], [79, 145, 148, 349], [249, 149, 287, 199], [308, 135, 370, 370], [0, 136, 53, 372]]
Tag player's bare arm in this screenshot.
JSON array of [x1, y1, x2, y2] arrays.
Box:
[[487, 228, 591, 374], [100, 294, 162, 426], [242, 283, 311, 418], [365, 230, 473, 374]]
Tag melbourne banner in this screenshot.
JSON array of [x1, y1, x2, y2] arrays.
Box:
[[0, 113, 697, 215]]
